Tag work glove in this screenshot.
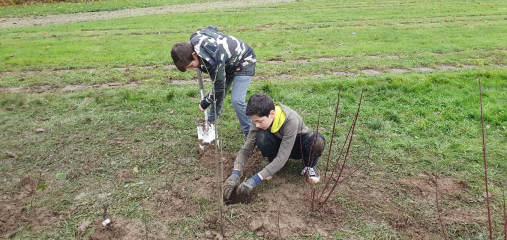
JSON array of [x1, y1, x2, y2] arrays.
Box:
[[236, 174, 262, 196], [200, 93, 214, 110], [223, 170, 240, 199]]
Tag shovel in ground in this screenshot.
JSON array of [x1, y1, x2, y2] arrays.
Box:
[[196, 69, 216, 149]]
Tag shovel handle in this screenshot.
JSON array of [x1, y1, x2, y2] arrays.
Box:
[[197, 69, 208, 121], [197, 69, 204, 94]]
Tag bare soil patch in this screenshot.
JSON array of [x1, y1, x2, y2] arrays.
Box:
[[361, 69, 383, 75], [0, 145, 483, 239], [151, 147, 476, 239], [0, 61, 486, 94], [88, 218, 145, 240], [390, 68, 409, 74], [414, 67, 435, 72], [0, 177, 60, 239]]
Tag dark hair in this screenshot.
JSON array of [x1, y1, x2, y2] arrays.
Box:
[[171, 42, 194, 72], [246, 93, 275, 117]]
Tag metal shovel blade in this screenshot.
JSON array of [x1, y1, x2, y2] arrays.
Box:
[[197, 121, 216, 149], [196, 68, 216, 149]]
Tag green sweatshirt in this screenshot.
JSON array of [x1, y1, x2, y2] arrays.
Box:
[[234, 103, 312, 179]]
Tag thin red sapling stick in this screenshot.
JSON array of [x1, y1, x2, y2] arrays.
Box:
[[503, 191, 506, 240], [323, 87, 342, 183], [307, 111, 321, 173], [305, 88, 367, 211], [314, 89, 364, 211], [479, 76, 494, 240], [299, 118, 317, 209], [336, 150, 369, 184], [435, 173, 448, 240], [321, 89, 364, 205], [308, 111, 321, 210], [320, 91, 358, 199], [319, 89, 359, 199]]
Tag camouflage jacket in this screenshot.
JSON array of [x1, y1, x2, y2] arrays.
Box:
[[190, 26, 256, 109]]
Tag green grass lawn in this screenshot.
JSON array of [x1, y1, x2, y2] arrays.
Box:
[[1, 0, 506, 239], [0, 0, 222, 17]]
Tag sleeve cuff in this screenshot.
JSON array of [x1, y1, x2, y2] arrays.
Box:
[[252, 174, 262, 186], [200, 99, 211, 109]]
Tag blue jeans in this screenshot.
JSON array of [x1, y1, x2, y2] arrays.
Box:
[[208, 75, 252, 135], [255, 130, 326, 168]]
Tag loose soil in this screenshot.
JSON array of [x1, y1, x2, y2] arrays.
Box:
[[1, 144, 481, 239], [1, 177, 60, 239]]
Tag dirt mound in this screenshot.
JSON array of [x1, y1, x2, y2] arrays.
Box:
[[397, 172, 469, 200], [190, 146, 350, 238], [0, 147, 477, 239], [88, 218, 144, 240], [0, 176, 60, 239], [176, 147, 473, 239], [199, 144, 266, 180], [148, 187, 202, 222]]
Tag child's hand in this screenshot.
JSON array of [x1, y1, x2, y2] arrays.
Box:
[[237, 173, 262, 196], [199, 93, 213, 110], [236, 178, 256, 196], [223, 174, 240, 199]]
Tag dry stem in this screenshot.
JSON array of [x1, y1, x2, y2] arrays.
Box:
[[307, 87, 367, 211], [435, 173, 448, 239], [479, 75, 494, 239]]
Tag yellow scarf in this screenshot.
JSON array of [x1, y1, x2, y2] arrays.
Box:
[[271, 103, 286, 133]]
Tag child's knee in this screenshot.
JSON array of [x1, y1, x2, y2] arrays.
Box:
[[255, 130, 268, 145], [255, 131, 279, 158], [307, 132, 325, 157], [312, 136, 325, 157]]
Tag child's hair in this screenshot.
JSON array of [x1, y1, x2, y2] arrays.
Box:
[[171, 42, 194, 72], [246, 93, 275, 117]]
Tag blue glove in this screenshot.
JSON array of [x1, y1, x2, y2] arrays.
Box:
[[236, 174, 262, 196]]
